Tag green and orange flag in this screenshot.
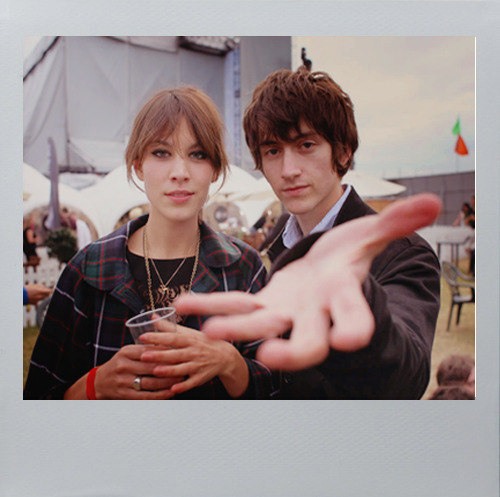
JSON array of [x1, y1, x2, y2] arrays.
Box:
[[452, 117, 468, 155], [455, 135, 469, 156]]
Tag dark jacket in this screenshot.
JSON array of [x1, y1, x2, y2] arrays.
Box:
[[269, 188, 441, 399], [24, 217, 274, 400]]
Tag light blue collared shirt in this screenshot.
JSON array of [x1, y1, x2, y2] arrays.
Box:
[[282, 184, 352, 249]]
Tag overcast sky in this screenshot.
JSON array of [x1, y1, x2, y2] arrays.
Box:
[[292, 37, 475, 179]]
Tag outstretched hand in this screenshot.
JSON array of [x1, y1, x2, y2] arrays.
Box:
[[175, 194, 442, 371]]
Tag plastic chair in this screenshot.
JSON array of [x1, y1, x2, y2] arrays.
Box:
[[441, 261, 475, 331]]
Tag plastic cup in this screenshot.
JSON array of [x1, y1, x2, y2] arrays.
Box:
[[125, 307, 177, 344]]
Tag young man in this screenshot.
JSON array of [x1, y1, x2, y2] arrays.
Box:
[[176, 68, 441, 399]]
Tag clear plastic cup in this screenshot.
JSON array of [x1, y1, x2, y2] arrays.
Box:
[[125, 307, 177, 344]]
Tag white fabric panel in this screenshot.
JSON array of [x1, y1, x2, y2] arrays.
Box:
[[239, 37, 292, 173], [23, 38, 68, 176], [69, 138, 127, 172], [110, 36, 178, 52], [178, 47, 226, 113], [127, 42, 179, 122], [66, 36, 128, 143]]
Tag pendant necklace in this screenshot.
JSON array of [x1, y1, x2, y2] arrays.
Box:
[[143, 224, 200, 310]]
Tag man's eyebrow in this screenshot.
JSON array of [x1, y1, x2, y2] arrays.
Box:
[[259, 140, 278, 147], [259, 131, 317, 147]]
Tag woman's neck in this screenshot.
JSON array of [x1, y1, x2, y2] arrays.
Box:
[[130, 215, 200, 260]]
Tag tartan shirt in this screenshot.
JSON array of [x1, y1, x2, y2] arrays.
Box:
[[24, 216, 275, 400]]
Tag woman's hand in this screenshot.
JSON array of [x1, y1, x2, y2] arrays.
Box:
[[92, 344, 183, 400], [139, 324, 249, 398]]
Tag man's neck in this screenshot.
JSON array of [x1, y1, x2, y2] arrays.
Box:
[[296, 184, 345, 236]]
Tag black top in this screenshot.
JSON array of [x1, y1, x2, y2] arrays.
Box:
[[127, 248, 195, 314]]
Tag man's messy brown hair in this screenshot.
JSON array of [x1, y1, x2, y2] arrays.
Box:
[[243, 68, 358, 177]]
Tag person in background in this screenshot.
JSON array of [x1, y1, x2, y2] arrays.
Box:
[[436, 354, 475, 395], [176, 67, 441, 399], [452, 202, 473, 227], [69, 211, 93, 250], [24, 86, 273, 400], [428, 385, 475, 400], [23, 215, 39, 264], [23, 283, 52, 305], [465, 195, 475, 275]]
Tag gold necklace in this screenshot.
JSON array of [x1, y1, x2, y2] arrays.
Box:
[[143, 224, 201, 310]]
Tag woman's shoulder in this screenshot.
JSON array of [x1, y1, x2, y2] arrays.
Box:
[[199, 222, 262, 268]]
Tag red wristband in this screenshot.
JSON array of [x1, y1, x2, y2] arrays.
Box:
[[86, 366, 99, 400]]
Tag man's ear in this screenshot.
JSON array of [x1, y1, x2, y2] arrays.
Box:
[[133, 161, 143, 181], [340, 148, 352, 167]]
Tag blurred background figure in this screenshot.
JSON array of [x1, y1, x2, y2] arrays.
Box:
[[436, 354, 475, 393], [23, 283, 51, 306], [452, 202, 473, 227], [465, 195, 475, 275], [428, 385, 475, 400], [428, 354, 475, 399], [23, 215, 40, 265], [69, 211, 93, 250]]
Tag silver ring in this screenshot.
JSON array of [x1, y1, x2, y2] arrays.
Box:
[[132, 376, 142, 391]]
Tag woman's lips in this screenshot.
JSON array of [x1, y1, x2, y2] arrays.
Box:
[[166, 191, 194, 203]]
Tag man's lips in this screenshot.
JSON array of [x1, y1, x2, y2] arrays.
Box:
[[282, 185, 309, 196]]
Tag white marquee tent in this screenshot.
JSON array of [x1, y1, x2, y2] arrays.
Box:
[[23, 163, 104, 236]]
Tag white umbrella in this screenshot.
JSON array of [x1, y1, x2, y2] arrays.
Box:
[[209, 164, 260, 203], [81, 164, 148, 235], [342, 170, 406, 198], [228, 176, 278, 203], [23, 163, 104, 236]]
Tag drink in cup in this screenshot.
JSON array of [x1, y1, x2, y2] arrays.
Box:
[[125, 307, 177, 344]]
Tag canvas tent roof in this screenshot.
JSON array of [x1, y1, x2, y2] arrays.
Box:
[[23, 36, 292, 183], [23, 36, 233, 179]]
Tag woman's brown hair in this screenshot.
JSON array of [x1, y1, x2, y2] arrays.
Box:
[[125, 86, 229, 185], [243, 68, 358, 177]]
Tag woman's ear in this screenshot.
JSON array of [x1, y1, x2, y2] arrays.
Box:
[[211, 170, 219, 183], [133, 160, 144, 181]]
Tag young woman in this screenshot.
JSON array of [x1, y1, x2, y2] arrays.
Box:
[[24, 87, 273, 400]]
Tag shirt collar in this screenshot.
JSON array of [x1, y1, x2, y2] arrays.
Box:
[[283, 184, 352, 248]]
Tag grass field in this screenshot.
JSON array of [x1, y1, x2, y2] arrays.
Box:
[[23, 260, 475, 397]]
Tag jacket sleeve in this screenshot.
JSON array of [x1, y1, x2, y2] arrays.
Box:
[[235, 245, 279, 399], [319, 237, 441, 399], [23, 252, 94, 399]]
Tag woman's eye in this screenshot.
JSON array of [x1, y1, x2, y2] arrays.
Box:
[[191, 150, 208, 160], [152, 149, 169, 158]]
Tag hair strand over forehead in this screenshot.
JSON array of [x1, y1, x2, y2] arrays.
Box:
[[125, 86, 229, 186]]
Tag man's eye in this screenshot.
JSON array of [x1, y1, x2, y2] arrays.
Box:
[[265, 148, 279, 156], [302, 141, 315, 150], [191, 150, 208, 160], [152, 149, 169, 158]]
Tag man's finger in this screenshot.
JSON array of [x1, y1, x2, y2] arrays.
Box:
[[203, 309, 292, 341], [257, 307, 331, 371], [176, 292, 261, 316], [328, 279, 375, 352], [366, 193, 442, 252]]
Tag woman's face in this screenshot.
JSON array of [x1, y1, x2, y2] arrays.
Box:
[[135, 118, 216, 226]]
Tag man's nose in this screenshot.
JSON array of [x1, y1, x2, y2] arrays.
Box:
[[281, 148, 301, 178]]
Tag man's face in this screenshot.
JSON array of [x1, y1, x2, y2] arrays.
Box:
[[259, 122, 345, 235]]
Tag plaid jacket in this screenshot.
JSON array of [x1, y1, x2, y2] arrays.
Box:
[[24, 217, 275, 399]]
